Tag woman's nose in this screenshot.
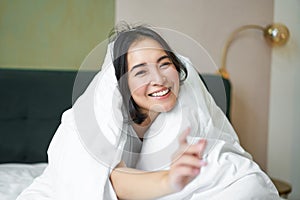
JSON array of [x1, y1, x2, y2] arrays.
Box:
[[149, 68, 166, 86]]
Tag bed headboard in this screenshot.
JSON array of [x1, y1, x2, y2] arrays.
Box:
[[0, 69, 96, 163], [0, 69, 230, 163]]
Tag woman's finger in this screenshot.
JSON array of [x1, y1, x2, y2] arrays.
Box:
[[175, 139, 207, 158], [195, 139, 207, 158], [178, 127, 191, 145], [172, 165, 200, 178], [172, 154, 207, 168]]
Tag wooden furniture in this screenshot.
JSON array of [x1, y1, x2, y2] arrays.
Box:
[[271, 178, 292, 198]]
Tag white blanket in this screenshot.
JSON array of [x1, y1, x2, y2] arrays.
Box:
[[0, 163, 47, 200], [17, 43, 280, 200]]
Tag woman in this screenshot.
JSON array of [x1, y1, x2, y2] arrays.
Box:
[[17, 24, 280, 200], [110, 25, 208, 199]]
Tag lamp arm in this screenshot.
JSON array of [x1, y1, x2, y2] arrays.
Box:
[[219, 25, 265, 79]]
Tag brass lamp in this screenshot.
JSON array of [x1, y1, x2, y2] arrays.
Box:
[[217, 23, 290, 79]]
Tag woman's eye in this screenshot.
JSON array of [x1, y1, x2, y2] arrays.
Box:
[[160, 62, 172, 68], [135, 70, 146, 76]]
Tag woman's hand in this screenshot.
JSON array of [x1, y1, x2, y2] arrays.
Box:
[[166, 128, 207, 192]]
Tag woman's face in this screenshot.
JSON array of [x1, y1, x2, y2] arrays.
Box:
[[127, 38, 180, 115]]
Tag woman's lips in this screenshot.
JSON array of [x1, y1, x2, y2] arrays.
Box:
[[148, 88, 171, 97]]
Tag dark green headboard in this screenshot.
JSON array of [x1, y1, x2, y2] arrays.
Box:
[[0, 69, 230, 163], [0, 69, 96, 163]]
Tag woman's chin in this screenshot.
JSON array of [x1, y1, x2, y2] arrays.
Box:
[[149, 103, 176, 113]]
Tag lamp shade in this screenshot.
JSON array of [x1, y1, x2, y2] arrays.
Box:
[[264, 23, 290, 47]]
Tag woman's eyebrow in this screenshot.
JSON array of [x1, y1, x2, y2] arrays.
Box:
[[130, 63, 147, 72], [157, 55, 170, 63], [130, 55, 170, 72]]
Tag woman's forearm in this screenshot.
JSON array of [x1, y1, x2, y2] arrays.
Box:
[[110, 131, 207, 200], [110, 167, 172, 200]]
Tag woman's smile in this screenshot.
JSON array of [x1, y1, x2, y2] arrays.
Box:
[[148, 87, 171, 98]]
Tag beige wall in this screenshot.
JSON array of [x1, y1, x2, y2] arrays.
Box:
[[116, 0, 273, 170], [268, 1, 300, 199]]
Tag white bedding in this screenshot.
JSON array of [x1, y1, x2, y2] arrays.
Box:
[[0, 162, 285, 200], [0, 163, 47, 200]]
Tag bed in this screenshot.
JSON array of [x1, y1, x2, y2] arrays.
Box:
[[0, 68, 230, 199]]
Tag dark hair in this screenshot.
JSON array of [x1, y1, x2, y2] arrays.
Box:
[[109, 23, 188, 124]]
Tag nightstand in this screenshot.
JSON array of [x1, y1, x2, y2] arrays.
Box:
[[271, 178, 292, 198]]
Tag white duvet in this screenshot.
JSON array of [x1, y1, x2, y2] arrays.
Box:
[[0, 163, 47, 200], [16, 43, 281, 200]]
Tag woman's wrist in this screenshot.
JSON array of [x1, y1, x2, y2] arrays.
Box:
[[161, 170, 177, 195]]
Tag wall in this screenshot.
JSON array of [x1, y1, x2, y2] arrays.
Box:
[[0, 0, 115, 70], [268, 1, 300, 199], [116, 0, 273, 171]]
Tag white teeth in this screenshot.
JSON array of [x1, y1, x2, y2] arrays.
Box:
[[150, 89, 169, 97]]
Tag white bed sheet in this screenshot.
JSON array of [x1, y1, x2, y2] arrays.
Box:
[[0, 163, 47, 200]]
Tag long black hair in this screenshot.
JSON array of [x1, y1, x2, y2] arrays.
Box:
[[109, 23, 188, 124]]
